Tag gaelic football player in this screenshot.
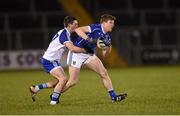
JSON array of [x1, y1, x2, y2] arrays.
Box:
[[63, 14, 127, 102], [29, 16, 87, 105]]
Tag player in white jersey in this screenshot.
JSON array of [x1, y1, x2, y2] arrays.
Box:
[[29, 16, 87, 105], [61, 14, 127, 102]]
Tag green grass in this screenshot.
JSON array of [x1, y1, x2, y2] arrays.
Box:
[[0, 66, 180, 115]]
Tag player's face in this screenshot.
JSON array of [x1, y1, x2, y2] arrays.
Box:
[[104, 20, 115, 32], [70, 20, 78, 32]]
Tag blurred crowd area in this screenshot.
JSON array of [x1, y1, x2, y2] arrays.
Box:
[[0, 0, 180, 66]]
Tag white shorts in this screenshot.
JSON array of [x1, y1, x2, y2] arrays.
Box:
[[67, 51, 94, 68]]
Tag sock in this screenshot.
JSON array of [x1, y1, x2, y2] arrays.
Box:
[[51, 92, 61, 102], [108, 90, 117, 101], [38, 83, 47, 89], [35, 83, 47, 92]]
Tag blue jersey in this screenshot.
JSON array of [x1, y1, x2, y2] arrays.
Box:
[[73, 24, 111, 54]]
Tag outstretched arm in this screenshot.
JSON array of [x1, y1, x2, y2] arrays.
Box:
[[75, 26, 97, 43], [75, 26, 90, 40]]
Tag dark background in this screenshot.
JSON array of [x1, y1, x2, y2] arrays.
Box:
[[0, 0, 180, 66]]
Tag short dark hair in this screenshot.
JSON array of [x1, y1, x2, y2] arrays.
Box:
[[64, 16, 77, 27], [100, 14, 116, 23]]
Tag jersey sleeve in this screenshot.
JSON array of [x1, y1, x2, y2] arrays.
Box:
[[88, 24, 99, 33]]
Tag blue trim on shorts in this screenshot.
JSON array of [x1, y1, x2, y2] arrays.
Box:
[[41, 58, 61, 73]]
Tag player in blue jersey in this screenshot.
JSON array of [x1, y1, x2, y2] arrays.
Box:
[[29, 16, 87, 105], [62, 14, 127, 102]]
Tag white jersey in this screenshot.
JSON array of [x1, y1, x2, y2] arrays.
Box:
[[43, 28, 71, 61]]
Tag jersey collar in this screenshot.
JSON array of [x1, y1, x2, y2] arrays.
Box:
[[65, 28, 71, 36], [101, 24, 106, 34]]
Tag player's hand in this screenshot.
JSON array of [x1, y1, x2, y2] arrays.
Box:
[[102, 46, 111, 57], [101, 38, 111, 46]]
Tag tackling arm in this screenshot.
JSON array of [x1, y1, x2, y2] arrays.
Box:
[[65, 42, 86, 53]]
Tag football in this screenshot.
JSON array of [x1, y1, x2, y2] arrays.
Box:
[[97, 39, 107, 49]]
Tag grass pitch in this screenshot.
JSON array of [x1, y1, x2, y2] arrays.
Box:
[[0, 66, 180, 115]]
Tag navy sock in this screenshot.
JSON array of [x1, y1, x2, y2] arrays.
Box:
[[38, 83, 47, 90], [51, 92, 60, 102], [108, 90, 117, 100]]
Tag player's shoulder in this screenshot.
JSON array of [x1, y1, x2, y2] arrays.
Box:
[[90, 23, 101, 28], [89, 23, 102, 33], [57, 28, 66, 35], [57, 28, 70, 38]]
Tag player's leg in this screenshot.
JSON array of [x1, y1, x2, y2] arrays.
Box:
[[29, 59, 60, 101], [85, 55, 113, 91], [29, 58, 67, 105], [61, 66, 80, 93], [60, 51, 87, 93], [46, 80, 59, 88], [30, 80, 58, 95], [84, 55, 127, 102], [49, 67, 67, 105]]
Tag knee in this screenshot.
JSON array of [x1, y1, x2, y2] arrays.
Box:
[[57, 76, 67, 83], [62, 77, 68, 83]]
